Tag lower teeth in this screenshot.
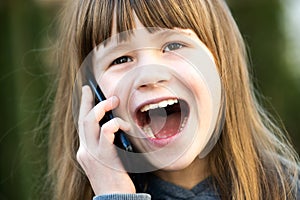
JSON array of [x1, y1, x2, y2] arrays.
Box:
[[142, 124, 156, 138], [142, 116, 188, 138], [179, 116, 188, 132]]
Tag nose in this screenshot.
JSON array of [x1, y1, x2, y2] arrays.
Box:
[[134, 65, 172, 90]]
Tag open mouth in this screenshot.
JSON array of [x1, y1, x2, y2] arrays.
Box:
[[135, 98, 189, 140]]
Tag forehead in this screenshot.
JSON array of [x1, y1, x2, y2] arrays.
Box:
[[107, 12, 193, 46], [96, 27, 195, 55]]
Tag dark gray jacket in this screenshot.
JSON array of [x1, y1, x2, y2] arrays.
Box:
[[94, 174, 300, 200], [93, 175, 221, 200]]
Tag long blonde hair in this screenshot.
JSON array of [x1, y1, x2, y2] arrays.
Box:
[[47, 0, 299, 199]]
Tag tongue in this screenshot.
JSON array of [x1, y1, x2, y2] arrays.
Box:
[[148, 112, 181, 139]]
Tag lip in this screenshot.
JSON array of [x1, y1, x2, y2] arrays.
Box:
[[133, 97, 190, 147], [146, 125, 186, 147]]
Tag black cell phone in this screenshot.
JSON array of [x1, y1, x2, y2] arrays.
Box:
[[85, 69, 133, 152]]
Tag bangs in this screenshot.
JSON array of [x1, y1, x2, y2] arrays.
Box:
[[79, 0, 205, 59]]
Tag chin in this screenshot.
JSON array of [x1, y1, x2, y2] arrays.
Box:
[[160, 160, 193, 171], [152, 148, 198, 171]]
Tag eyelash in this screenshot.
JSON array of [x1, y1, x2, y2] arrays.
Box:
[[111, 56, 133, 66], [163, 42, 185, 52], [110, 42, 186, 66]]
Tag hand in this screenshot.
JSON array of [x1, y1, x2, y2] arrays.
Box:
[[76, 85, 136, 195]]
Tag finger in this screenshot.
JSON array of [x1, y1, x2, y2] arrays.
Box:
[[78, 85, 94, 124], [81, 96, 120, 148], [79, 118, 130, 167], [94, 96, 119, 122], [99, 117, 131, 148], [78, 86, 94, 143], [85, 96, 119, 125]]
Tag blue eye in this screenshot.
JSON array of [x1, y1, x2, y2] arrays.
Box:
[[111, 56, 133, 65], [163, 42, 184, 52]]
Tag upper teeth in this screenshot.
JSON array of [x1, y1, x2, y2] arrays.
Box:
[[140, 99, 178, 112]]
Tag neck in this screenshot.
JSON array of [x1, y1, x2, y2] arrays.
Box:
[[154, 157, 210, 190]]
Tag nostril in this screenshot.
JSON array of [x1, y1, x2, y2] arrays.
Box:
[[135, 70, 172, 90], [138, 80, 166, 89], [157, 80, 166, 84], [140, 84, 148, 88]]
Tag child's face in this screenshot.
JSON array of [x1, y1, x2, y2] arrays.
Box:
[[91, 16, 222, 171]]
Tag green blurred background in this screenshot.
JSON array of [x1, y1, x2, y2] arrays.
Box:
[[0, 0, 299, 199]]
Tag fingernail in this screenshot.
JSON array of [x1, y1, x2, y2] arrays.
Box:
[[82, 85, 89, 94]]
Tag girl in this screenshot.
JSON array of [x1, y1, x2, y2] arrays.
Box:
[[47, 0, 300, 199]]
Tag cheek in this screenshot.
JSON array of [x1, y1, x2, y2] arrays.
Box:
[[98, 72, 121, 98], [98, 71, 136, 122], [175, 63, 216, 146], [174, 63, 209, 102]]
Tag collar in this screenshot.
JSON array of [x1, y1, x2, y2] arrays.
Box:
[[142, 173, 221, 200]]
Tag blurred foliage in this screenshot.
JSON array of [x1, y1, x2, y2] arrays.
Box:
[[228, 0, 300, 152], [0, 0, 299, 199], [0, 0, 58, 199]]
